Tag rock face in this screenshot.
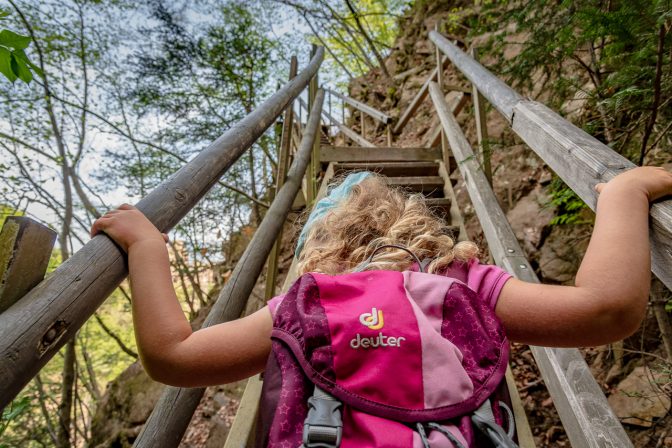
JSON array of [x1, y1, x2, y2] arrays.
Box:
[[506, 186, 556, 258], [537, 224, 591, 283], [89, 362, 164, 448], [88, 361, 245, 448], [607, 367, 672, 428]]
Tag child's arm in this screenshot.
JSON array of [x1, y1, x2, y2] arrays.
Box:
[[91, 205, 273, 387], [495, 166, 672, 347]]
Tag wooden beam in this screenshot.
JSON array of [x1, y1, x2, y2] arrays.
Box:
[[223, 163, 337, 448], [0, 48, 326, 412], [334, 161, 440, 177], [470, 47, 492, 186], [133, 91, 326, 448], [429, 83, 632, 448], [0, 217, 56, 314], [511, 100, 672, 292], [320, 146, 441, 163], [505, 367, 535, 448], [430, 31, 522, 122], [223, 375, 263, 448], [326, 88, 392, 124]]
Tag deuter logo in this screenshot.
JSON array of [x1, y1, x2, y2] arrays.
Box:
[[350, 308, 405, 349], [359, 307, 384, 330]]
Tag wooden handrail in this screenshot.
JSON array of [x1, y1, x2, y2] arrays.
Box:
[[133, 90, 326, 448], [430, 30, 672, 292], [429, 31, 522, 122], [311, 97, 377, 148], [0, 47, 325, 412], [326, 88, 392, 125], [429, 81, 633, 447]]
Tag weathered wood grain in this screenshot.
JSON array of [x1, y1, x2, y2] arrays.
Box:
[[133, 91, 326, 448], [0, 217, 57, 314], [429, 31, 522, 122], [430, 85, 632, 447], [320, 146, 441, 162], [223, 374, 263, 448], [334, 161, 440, 177], [327, 88, 392, 124], [512, 100, 672, 292], [0, 48, 325, 412]]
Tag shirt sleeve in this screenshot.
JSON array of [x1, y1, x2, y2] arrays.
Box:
[[465, 259, 513, 310], [267, 294, 285, 320]]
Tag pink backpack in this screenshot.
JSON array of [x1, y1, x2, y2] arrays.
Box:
[[258, 252, 517, 447]]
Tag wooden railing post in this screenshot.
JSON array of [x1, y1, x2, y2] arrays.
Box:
[[133, 90, 327, 448], [0, 48, 325, 412], [470, 47, 492, 185], [0, 217, 56, 314], [264, 55, 298, 301], [433, 24, 450, 169], [305, 45, 318, 205]]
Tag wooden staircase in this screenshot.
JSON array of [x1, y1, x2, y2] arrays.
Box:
[[323, 145, 460, 236]]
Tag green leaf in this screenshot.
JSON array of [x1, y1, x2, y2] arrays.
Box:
[[13, 48, 42, 78], [0, 46, 16, 82], [10, 52, 31, 83], [0, 29, 31, 50]]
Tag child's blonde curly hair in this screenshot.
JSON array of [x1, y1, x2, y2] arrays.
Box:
[[297, 174, 479, 275]]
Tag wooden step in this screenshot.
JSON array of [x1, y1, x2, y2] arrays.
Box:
[[386, 176, 445, 197], [320, 146, 442, 163], [333, 161, 440, 177]]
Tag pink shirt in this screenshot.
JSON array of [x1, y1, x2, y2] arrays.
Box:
[[268, 259, 511, 318]]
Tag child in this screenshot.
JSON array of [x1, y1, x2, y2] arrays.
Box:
[[90, 166, 672, 389]]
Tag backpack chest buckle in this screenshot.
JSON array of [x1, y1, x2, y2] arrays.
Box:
[[302, 387, 343, 448]]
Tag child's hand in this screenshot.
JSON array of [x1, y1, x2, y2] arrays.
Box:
[[595, 166, 672, 202], [90, 204, 168, 252]]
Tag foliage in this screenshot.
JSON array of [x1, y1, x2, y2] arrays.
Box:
[[0, 396, 31, 445], [473, 0, 672, 163], [274, 0, 406, 86], [547, 177, 591, 226], [0, 8, 41, 84]]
